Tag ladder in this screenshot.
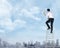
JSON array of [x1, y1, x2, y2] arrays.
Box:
[[45, 30, 55, 48]]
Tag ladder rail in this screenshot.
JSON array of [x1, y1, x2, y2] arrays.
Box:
[[45, 30, 55, 48]]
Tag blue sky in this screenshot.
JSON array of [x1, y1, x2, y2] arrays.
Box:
[[0, 0, 60, 44]]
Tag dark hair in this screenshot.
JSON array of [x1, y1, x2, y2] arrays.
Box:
[[47, 8, 50, 11]]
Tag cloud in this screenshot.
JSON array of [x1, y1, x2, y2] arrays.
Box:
[[0, 18, 26, 33], [8, 0, 41, 21], [0, 0, 12, 16], [4, 19, 14, 31], [0, 0, 59, 44], [14, 19, 26, 28], [0, 29, 5, 33], [30, 7, 40, 14], [18, 7, 41, 21], [0, 0, 13, 32], [0, 19, 14, 32], [0, 0, 27, 33], [0, 0, 41, 35]]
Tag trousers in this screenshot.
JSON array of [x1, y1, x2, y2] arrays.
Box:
[[46, 18, 54, 33]]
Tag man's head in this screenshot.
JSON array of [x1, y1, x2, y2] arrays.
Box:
[[47, 8, 50, 12]]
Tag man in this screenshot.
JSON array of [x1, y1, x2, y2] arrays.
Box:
[[43, 8, 54, 33]]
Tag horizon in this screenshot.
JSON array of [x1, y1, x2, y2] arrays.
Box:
[[0, 38, 60, 45]]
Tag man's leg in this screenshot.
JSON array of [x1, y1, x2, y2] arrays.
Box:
[[51, 18, 54, 33], [46, 19, 50, 30]]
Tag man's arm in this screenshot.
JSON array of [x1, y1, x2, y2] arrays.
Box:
[[43, 10, 46, 16]]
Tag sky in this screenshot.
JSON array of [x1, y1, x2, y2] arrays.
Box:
[[0, 0, 60, 44]]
